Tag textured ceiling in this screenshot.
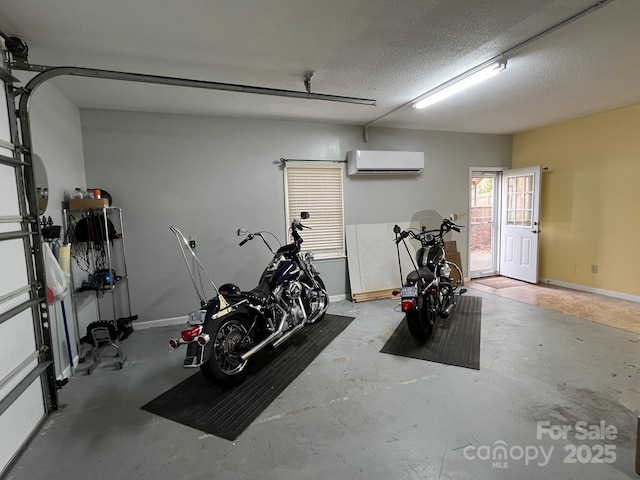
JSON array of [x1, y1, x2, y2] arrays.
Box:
[[1, 0, 639, 134]]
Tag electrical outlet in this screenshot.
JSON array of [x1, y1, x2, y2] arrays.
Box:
[[189, 235, 196, 249], [591, 264, 598, 274]]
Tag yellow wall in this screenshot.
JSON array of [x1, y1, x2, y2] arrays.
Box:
[[513, 104, 640, 297]]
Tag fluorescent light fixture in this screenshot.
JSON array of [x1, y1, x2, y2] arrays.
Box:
[[413, 60, 506, 110]]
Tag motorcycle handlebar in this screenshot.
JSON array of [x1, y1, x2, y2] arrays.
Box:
[[394, 230, 411, 244], [239, 233, 254, 246], [293, 219, 310, 231], [394, 219, 464, 244], [441, 218, 463, 234]]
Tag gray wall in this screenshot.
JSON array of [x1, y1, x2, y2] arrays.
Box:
[[80, 110, 511, 322], [28, 83, 87, 377], [30, 83, 87, 226]]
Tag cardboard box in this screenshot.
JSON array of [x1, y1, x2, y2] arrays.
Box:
[[447, 251, 463, 284], [444, 241, 458, 254], [68, 198, 109, 210]]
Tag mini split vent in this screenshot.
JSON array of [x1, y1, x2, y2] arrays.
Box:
[[346, 150, 424, 175]]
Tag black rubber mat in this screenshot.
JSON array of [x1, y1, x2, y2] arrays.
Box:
[[380, 295, 482, 370], [141, 314, 354, 440]]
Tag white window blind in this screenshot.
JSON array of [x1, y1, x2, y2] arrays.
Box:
[[284, 162, 345, 258]]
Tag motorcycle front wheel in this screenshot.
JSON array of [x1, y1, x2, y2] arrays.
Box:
[[406, 294, 437, 343], [439, 282, 454, 319], [309, 275, 329, 323], [200, 314, 254, 386]]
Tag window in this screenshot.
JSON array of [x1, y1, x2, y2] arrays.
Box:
[[506, 174, 533, 227], [284, 162, 344, 258]]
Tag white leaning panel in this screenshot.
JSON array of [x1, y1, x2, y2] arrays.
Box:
[[346, 222, 416, 295]]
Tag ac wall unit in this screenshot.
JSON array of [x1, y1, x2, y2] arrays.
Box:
[[346, 150, 424, 175]]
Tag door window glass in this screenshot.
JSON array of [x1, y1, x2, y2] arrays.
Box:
[[506, 174, 533, 227]]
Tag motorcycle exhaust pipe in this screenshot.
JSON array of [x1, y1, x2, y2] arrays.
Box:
[[272, 322, 305, 349], [440, 302, 456, 319], [240, 312, 288, 362]]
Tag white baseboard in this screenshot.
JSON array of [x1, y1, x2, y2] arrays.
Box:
[[137, 296, 348, 329], [539, 277, 640, 303], [135, 316, 188, 330], [57, 364, 72, 382]]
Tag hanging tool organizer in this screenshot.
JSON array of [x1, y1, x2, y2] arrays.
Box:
[[62, 206, 137, 370]]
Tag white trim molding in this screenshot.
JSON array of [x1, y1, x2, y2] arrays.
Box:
[[539, 278, 640, 304], [135, 316, 188, 330], [136, 296, 346, 329]]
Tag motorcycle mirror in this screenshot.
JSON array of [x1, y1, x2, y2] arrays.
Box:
[[300, 211, 310, 220], [236, 228, 249, 236]]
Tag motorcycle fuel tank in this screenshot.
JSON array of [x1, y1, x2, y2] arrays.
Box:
[[417, 245, 444, 269], [269, 260, 301, 288]]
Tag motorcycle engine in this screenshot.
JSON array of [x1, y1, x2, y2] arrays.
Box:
[[274, 281, 306, 329], [440, 262, 451, 279], [285, 280, 302, 301]]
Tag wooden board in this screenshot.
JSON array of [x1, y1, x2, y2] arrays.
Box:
[[352, 288, 401, 303]]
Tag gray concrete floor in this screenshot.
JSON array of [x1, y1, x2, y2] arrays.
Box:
[[6, 287, 640, 480]]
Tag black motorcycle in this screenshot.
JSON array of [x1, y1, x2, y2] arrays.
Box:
[[393, 210, 466, 342], [168, 213, 329, 385]]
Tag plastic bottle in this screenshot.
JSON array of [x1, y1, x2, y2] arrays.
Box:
[[86, 189, 95, 199], [73, 188, 83, 199]]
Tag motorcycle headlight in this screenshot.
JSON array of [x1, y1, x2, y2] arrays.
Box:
[[267, 253, 284, 271], [304, 252, 314, 263], [441, 263, 451, 278]]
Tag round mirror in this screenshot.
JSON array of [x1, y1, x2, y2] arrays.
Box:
[[32, 153, 48, 215]]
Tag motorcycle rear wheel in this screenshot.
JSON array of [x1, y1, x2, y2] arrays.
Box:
[[406, 294, 436, 343], [200, 314, 254, 386]]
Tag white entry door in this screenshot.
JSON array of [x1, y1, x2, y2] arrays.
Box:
[[499, 166, 541, 283]]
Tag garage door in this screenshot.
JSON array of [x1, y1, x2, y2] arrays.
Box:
[[0, 56, 57, 476]]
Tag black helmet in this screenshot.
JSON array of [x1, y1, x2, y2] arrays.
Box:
[[219, 283, 241, 297]]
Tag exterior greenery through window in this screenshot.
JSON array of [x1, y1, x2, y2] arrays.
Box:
[[284, 162, 345, 259]]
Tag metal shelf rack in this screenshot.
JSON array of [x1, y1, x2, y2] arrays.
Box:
[[62, 206, 135, 369]]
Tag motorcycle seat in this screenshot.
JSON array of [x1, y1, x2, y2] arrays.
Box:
[[407, 267, 435, 284], [240, 282, 271, 305]]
